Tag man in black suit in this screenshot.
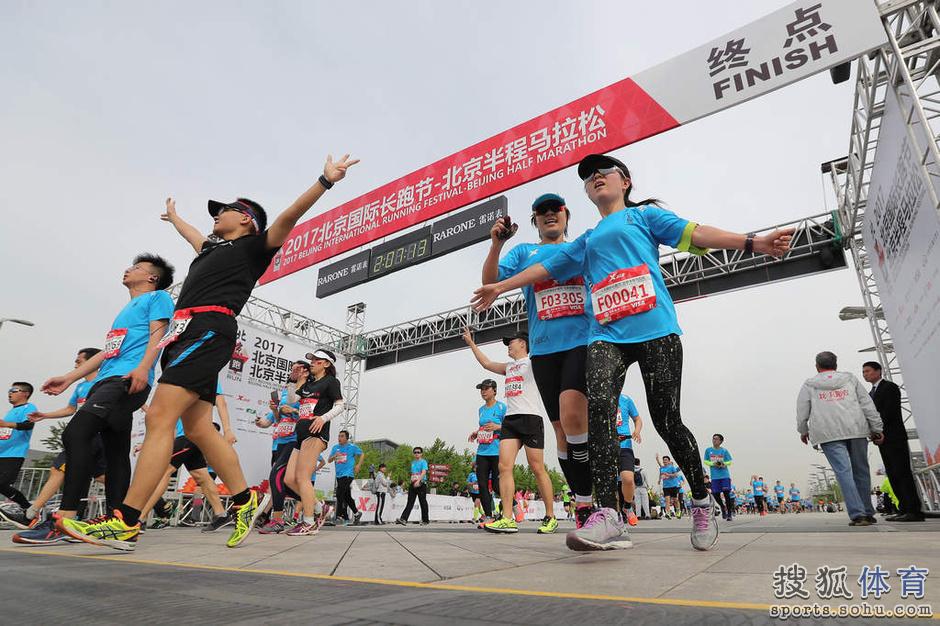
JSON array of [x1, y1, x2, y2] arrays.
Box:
[[862, 362, 924, 522]]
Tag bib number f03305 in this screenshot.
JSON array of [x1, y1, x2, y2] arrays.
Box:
[[533, 278, 585, 320], [591, 265, 656, 325]]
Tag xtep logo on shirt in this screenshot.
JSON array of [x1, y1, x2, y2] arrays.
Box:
[[528, 249, 539, 258]]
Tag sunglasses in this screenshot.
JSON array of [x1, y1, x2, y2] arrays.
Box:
[[413, 451, 423, 455], [218, 206, 250, 218], [8, 388, 26, 393], [533, 203, 565, 216], [581, 166, 623, 183]]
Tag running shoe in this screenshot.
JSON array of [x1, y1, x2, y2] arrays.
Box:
[[149, 518, 170, 530], [624, 509, 638, 527], [690, 500, 720, 551], [202, 514, 233, 533], [565, 507, 632, 551], [484, 517, 518, 534], [316, 504, 333, 530], [476, 516, 493, 529], [574, 505, 593, 529], [0, 506, 39, 531], [395, 518, 407, 526], [258, 519, 288, 534], [537, 516, 558, 534], [353, 511, 363, 526], [138, 521, 147, 534], [226, 489, 260, 548], [285, 521, 318, 536], [12, 518, 68, 545], [56, 511, 139, 552]]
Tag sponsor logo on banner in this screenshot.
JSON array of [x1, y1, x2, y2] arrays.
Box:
[[259, 0, 883, 284]]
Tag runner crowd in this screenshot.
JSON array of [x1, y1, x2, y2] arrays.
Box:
[[1, 152, 817, 554]]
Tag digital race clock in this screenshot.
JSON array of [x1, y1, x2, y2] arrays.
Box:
[[368, 226, 432, 279]]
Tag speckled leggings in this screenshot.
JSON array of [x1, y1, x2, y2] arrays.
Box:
[[587, 335, 707, 509]]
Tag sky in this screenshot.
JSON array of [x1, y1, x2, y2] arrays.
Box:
[[0, 1, 892, 497]]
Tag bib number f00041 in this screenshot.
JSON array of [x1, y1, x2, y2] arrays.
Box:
[[533, 278, 585, 320], [591, 265, 656, 325]]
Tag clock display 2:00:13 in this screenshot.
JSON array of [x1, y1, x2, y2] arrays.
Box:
[[370, 237, 431, 275]]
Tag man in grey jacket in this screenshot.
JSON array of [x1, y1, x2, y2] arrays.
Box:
[[797, 351, 884, 526]]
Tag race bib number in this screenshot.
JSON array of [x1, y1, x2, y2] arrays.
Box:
[[615, 409, 623, 428], [299, 398, 317, 419], [0, 427, 12, 440], [477, 428, 495, 444], [533, 278, 585, 320], [274, 419, 296, 438], [505, 375, 523, 397], [157, 313, 193, 350], [102, 329, 128, 359], [411, 473, 422, 483], [76, 398, 86, 408], [591, 265, 657, 325], [335, 452, 348, 464]]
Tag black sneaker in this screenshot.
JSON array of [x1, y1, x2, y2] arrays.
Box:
[[353, 511, 363, 526], [139, 521, 147, 534], [395, 518, 406, 526], [149, 518, 170, 530], [0, 506, 37, 531], [202, 514, 233, 533], [177, 517, 196, 527]]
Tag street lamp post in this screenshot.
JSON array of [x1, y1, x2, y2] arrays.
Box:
[[0, 318, 35, 332]]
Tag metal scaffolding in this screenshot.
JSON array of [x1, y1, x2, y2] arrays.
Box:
[[340, 302, 367, 439], [362, 211, 847, 369]]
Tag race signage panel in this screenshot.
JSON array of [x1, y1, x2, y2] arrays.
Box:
[[315, 249, 370, 298], [431, 196, 508, 257], [260, 0, 884, 284], [863, 85, 940, 466]]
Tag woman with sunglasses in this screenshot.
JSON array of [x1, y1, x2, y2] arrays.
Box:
[[282, 349, 344, 536], [481, 194, 594, 526], [396, 447, 430, 525], [472, 153, 793, 551]]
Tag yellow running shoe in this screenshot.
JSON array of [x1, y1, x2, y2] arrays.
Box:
[[484, 516, 518, 534], [56, 510, 139, 552], [226, 489, 259, 548], [537, 516, 558, 534]]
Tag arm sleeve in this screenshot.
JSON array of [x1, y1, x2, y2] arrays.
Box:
[[150, 292, 175, 322], [796, 384, 811, 435], [542, 231, 589, 282], [497, 245, 523, 281], [857, 379, 884, 432], [319, 399, 345, 423], [642, 206, 708, 255]]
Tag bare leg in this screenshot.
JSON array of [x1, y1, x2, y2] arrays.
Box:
[[619, 471, 636, 508], [182, 399, 248, 497], [123, 384, 199, 510], [524, 447, 554, 518], [497, 440, 521, 520], [140, 467, 176, 518], [31, 468, 65, 511], [293, 438, 326, 518], [190, 468, 225, 516]]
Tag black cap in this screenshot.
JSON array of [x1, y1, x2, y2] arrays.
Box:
[[208, 198, 268, 233], [577, 153, 630, 181], [475, 378, 497, 390], [502, 331, 528, 346]]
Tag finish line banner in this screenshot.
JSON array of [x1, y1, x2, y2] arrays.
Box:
[[260, 0, 884, 284]]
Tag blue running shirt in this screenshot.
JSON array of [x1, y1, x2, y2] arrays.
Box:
[[476, 401, 506, 456], [703, 446, 732, 480], [97, 291, 175, 384], [0, 403, 36, 458], [615, 395, 638, 449]]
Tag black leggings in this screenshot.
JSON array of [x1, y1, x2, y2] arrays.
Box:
[[61, 410, 133, 511], [400, 483, 429, 523], [335, 476, 358, 520], [755, 495, 765, 513], [475, 454, 500, 517], [587, 335, 706, 510], [374, 492, 386, 522], [269, 443, 302, 513], [716, 490, 734, 516], [0, 458, 30, 509]]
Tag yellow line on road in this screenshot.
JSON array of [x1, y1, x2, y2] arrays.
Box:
[[3, 547, 937, 617]]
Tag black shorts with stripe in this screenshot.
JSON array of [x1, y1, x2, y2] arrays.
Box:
[[169, 436, 207, 472], [159, 315, 235, 404]]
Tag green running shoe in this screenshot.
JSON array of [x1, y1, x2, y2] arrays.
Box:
[[226, 489, 260, 548], [56, 511, 139, 552], [484, 516, 518, 534], [537, 516, 558, 534]]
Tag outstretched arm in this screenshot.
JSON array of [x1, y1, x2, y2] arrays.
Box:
[[472, 263, 551, 311], [162, 198, 208, 254], [690, 225, 793, 257], [461, 328, 507, 376], [265, 154, 359, 250]]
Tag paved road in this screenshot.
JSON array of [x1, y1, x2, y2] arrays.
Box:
[[3, 513, 937, 624]]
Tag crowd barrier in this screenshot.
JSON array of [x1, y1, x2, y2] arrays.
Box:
[[347, 488, 556, 522]]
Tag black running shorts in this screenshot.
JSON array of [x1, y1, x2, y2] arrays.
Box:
[[618, 446, 635, 473], [499, 414, 544, 449], [663, 486, 679, 497], [530, 345, 587, 422], [169, 436, 208, 472], [159, 317, 234, 404], [296, 418, 330, 446]]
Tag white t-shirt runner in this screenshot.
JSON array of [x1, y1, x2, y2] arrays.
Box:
[[504, 357, 547, 418]]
